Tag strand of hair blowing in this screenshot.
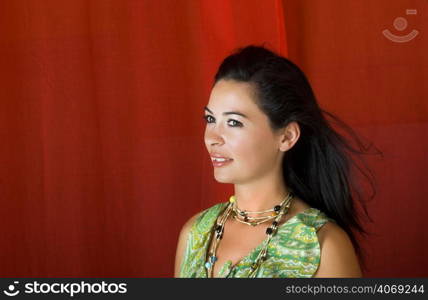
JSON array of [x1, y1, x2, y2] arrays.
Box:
[[213, 44, 382, 272]]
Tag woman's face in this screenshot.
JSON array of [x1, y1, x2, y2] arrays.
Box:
[[204, 79, 284, 184]]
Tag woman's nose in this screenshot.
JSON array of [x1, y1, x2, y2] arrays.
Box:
[[205, 127, 225, 146]]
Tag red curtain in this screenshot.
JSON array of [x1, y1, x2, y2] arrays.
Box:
[[0, 0, 426, 277], [0, 0, 287, 277]]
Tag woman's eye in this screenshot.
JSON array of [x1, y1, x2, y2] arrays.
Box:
[[227, 119, 243, 127], [203, 115, 215, 123], [203, 115, 243, 127]]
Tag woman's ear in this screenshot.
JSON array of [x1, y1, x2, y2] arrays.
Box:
[[279, 121, 300, 152]]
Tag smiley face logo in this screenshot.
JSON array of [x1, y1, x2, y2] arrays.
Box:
[[3, 281, 20, 297], [382, 9, 419, 43]]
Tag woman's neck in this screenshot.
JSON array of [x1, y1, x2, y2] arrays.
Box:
[[233, 178, 290, 212]]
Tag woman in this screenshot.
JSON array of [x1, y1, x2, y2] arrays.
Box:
[[174, 44, 377, 278]]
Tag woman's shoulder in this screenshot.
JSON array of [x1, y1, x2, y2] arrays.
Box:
[[190, 201, 228, 233], [294, 207, 336, 230], [181, 201, 228, 235], [313, 218, 362, 277], [281, 196, 334, 230]]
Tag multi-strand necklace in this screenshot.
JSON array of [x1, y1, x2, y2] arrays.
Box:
[[205, 191, 294, 278]]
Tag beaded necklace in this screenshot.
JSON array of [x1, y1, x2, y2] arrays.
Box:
[[233, 193, 291, 226], [205, 191, 294, 278]]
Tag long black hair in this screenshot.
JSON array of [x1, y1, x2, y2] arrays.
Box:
[[212, 44, 382, 272]]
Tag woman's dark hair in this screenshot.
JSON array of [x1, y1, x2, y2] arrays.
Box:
[[212, 43, 382, 272]]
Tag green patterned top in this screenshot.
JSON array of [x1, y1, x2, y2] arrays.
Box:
[[179, 201, 335, 278]]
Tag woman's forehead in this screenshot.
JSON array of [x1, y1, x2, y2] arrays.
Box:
[[208, 80, 259, 113]]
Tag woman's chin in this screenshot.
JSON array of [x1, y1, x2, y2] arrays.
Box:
[[213, 174, 234, 184]]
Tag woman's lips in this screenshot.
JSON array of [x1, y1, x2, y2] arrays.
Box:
[[211, 158, 233, 167]]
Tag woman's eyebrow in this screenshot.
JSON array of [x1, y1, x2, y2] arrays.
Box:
[[204, 106, 248, 119]]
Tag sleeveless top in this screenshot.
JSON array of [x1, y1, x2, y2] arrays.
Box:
[[179, 201, 336, 278]]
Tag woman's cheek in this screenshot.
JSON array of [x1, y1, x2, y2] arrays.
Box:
[[237, 140, 260, 166]]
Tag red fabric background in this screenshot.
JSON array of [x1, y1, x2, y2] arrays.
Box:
[[0, 0, 426, 277]]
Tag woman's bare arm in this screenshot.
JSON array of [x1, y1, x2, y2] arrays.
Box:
[[313, 222, 362, 278], [174, 212, 201, 277]]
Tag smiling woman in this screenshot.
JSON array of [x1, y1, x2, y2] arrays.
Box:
[[174, 44, 379, 278]]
